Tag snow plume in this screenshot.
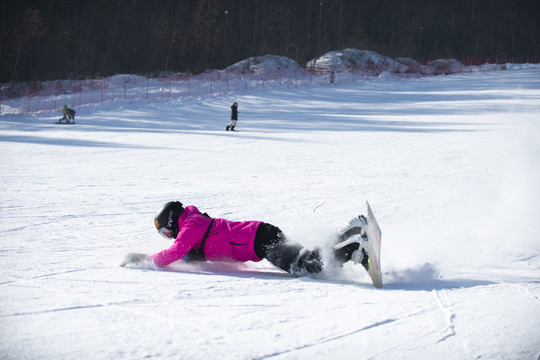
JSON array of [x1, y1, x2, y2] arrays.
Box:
[[382, 218, 445, 281], [483, 123, 540, 253], [381, 116, 540, 280], [385, 263, 441, 285], [281, 214, 443, 284]]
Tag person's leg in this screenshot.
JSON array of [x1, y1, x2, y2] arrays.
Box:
[[254, 223, 323, 276]]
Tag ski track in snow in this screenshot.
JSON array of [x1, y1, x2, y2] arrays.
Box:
[[255, 318, 399, 360], [432, 290, 456, 344], [1, 65, 540, 359]]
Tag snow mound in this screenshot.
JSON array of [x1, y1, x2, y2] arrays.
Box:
[[307, 48, 408, 75], [427, 58, 467, 75], [468, 63, 509, 73], [225, 55, 306, 75], [395, 57, 433, 75]]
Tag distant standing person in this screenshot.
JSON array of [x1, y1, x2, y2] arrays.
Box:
[[226, 102, 239, 131]]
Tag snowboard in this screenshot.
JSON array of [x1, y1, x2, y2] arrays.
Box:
[[55, 119, 75, 124], [365, 201, 383, 288]]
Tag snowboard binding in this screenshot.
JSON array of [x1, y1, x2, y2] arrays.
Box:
[[334, 215, 370, 271], [333, 202, 383, 288]]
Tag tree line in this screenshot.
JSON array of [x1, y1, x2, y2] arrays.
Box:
[[1, 0, 538, 83]]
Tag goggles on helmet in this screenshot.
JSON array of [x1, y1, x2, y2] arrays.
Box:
[[158, 227, 174, 239]]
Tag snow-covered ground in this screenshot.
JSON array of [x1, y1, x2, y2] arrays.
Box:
[[1, 66, 539, 359]]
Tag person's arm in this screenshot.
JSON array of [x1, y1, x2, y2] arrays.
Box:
[[147, 239, 192, 267], [148, 218, 208, 267]]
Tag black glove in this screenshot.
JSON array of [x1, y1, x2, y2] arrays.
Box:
[[120, 253, 148, 267]]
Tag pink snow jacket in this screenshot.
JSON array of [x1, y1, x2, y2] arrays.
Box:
[[148, 205, 263, 267]]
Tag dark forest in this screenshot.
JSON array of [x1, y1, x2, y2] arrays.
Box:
[[1, 0, 539, 82]]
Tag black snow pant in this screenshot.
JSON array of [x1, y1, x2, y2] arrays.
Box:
[[254, 223, 323, 276]]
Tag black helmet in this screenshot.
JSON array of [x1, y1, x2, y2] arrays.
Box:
[[154, 201, 184, 239]]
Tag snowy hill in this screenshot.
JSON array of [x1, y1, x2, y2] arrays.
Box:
[[307, 48, 475, 77], [1, 51, 516, 116], [1, 65, 539, 359]]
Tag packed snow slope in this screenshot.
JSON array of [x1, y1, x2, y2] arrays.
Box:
[[1, 66, 539, 360]]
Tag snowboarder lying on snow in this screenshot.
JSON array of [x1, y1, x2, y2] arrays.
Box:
[[121, 201, 370, 276]]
